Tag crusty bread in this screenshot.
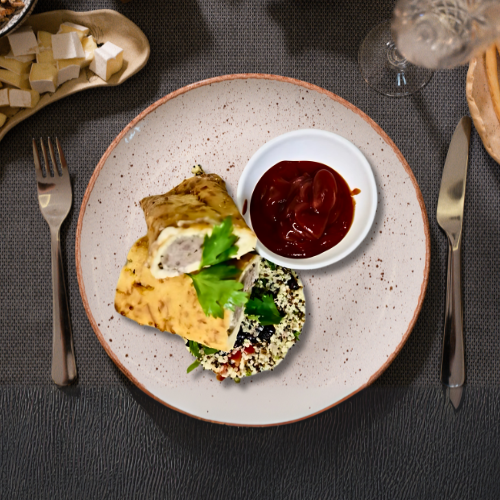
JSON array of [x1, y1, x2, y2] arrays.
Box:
[[467, 55, 500, 164]]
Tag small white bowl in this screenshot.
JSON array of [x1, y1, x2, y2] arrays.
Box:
[[236, 129, 377, 270]]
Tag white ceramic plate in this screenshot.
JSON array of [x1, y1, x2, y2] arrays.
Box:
[[237, 128, 378, 269], [76, 75, 430, 426]]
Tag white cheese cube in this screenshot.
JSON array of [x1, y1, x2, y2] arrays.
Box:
[[52, 32, 84, 60], [59, 37, 96, 70], [9, 89, 40, 108], [37, 31, 53, 49], [0, 113, 7, 127], [89, 42, 123, 81], [56, 60, 81, 86], [0, 55, 31, 75], [59, 56, 84, 69], [0, 89, 9, 106], [81, 36, 97, 68], [7, 26, 39, 57], [0, 69, 30, 89], [29, 63, 58, 93], [57, 22, 90, 41], [4, 51, 35, 63], [37, 49, 55, 64]]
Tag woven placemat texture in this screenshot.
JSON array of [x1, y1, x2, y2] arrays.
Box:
[[2, 386, 500, 499], [0, 0, 498, 387]]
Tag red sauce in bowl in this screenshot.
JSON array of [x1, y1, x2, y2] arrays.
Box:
[[250, 160, 356, 258]]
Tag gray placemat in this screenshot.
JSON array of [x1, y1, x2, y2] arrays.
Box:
[[2, 386, 500, 499], [1, 0, 498, 388]]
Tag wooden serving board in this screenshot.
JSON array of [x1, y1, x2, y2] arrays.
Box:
[[0, 9, 150, 142]]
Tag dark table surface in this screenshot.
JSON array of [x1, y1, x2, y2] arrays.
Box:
[[2, 0, 500, 498]]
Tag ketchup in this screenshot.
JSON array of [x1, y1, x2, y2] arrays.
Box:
[[250, 160, 356, 258]]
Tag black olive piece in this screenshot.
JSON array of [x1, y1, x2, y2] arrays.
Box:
[[287, 277, 299, 290], [234, 327, 258, 348], [258, 325, 275, 342]]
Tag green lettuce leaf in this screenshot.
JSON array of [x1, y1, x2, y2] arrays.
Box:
[[187, 360, 200, 373], [244, 294, 283, 326], [188, 264, 249, 319], [200, 217, 239, 268], [186, 342, 220, 374], [187, 340, 200, 358]]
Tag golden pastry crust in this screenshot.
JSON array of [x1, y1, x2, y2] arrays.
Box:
[[140, 174, 250, 250], [115, 236, 257, 351]]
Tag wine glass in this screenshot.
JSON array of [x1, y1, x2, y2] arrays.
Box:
[[392, 0, 500, 69], [358, 20, 434, 97]]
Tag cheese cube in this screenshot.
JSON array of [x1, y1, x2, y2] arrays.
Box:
[[37, 30, 56, 64], [0, 55, 32, 75], [52, 32, 85, 60], [59, 56, 84, 68], [36, 49, 55, 64], [29, 63, 58, 93], [0, 113, 7, 127], [0, 89, 9, 106], [81, 36, 97, 68], [4, 51, 35, 62], [0, 70, 30, 89], [89, 42, 123, 81], [56, 60, 81, 86], [7, 26, 38, 57], [60, 36, 97, 71], [57, 22, 90, 41], [9, 89, 40, 108], [0, 106, 20, 117], [37, 31, 53, 49]]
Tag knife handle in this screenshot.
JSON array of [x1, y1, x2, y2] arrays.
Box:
[[441, 238, 465, 387]]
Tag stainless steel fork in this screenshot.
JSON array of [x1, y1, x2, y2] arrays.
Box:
[[33, 138, 77, 386]]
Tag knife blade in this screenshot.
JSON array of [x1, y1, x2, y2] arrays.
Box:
[[449, 386, 463, 410], [436, 116, 471, 406]]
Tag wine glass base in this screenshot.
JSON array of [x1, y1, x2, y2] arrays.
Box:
[[358, 21, 434, 97]]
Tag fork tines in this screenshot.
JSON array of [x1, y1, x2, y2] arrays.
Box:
[[33, 138, 69, 179]]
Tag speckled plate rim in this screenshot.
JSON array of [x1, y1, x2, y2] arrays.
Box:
[[75, 73, 431, 427]]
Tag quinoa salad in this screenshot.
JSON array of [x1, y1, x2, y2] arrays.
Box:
[[186, 259, 306, 382]]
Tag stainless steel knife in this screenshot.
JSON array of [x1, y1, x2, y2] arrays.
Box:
[[436, 116, 471, 409]]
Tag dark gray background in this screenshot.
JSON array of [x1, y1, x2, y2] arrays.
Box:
[[1, 0, 499, 498]]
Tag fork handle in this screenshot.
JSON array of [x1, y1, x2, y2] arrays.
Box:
[[50, 227, 77, 386], [441, 238, 465, 387]]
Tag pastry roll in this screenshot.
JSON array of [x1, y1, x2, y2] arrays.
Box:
[[115, 236, 261, 351], [140, 174, 256, 279]]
